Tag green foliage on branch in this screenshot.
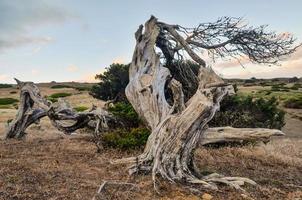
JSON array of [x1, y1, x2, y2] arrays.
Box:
[[90, 63, 129, 102]]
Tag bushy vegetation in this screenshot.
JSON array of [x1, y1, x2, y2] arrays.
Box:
[[209, 95, 285, 130], [284, 97, 302, 109], [89, 62, 290, 150], [0, 84, 13, 88], [108, 102, 140, 128], [101, 127, 150, 149], [90, 63, 129, 102], [74, 86, 92, 91], [74, 106, 89, 112], [47, 92, 72, 102], [271, 84, 289, 92], [49, 92, 72, 98], [0, 98, 19, 105], [290, 83, 301, 90]]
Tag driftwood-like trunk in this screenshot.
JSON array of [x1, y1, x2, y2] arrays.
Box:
[[5, 80, 115, 140], [113, 17, 285, 190]]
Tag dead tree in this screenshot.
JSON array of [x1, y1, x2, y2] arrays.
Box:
[[6, 16, 298, 191], [5, 79, 116, 139], [113, 16, 298, 190]]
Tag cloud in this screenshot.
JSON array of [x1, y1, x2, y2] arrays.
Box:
[[0, 36, 53, 50], [0, 0, 74, 52], [66, 65, 79, 72], [212, 46, 302, 79]]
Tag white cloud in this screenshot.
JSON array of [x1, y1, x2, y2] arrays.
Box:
[[0, 0, 74, 52], [213, 46, 302, 79]]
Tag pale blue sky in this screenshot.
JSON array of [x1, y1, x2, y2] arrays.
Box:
[[0, 0, 301, 83]]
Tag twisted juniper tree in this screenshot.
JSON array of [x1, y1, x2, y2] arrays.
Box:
[[6, 16, 299, 191], [112, 16, 298, 190]]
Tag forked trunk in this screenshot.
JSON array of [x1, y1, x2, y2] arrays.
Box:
[[113, 16, 281, 190]]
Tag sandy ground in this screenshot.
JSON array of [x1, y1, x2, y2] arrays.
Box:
[[0, 85, 301, 200]]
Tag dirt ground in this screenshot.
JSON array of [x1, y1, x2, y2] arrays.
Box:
[[0, 85, 301, 200]]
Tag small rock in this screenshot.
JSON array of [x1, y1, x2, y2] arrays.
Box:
[[202, 193, 213, 200]]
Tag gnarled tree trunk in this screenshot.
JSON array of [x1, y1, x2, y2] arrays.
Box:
[[113, 16, 285, 190]]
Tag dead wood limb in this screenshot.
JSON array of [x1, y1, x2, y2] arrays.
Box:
[[201, 126, 285, 146], [5, 79, 116, 139]]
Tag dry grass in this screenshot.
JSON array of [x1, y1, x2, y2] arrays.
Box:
[[0, 84, 301, 200]]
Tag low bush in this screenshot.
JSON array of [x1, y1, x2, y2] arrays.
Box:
[[102, 127, 150, 149], [290, 83, 301, 90], [0, 84, 13, 88], [209, 95, 285, 130], [271, 85, 290, 92], [74, 106, 89, 112], [108, 102, 141, 128], [90, 63, 130, 101], [284, 97, 302, 109], [0, 98, 19, 105], [47, 92, 72, 103], [49, 92, 72, 99]]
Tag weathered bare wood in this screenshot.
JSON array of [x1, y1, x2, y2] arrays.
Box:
[[5, 80, 115, 139], [5, 79, 49, 139], [201, 127, 285, 145], [114, 16, 289, 191]]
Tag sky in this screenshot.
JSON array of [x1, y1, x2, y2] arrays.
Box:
[[0, 0, 301, 84]]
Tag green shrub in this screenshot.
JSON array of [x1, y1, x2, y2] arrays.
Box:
[[108, 102, 140, 128], [102, 127, 150, 149], [290, 83, 301, 90], [74, 106, 89, 112], [209, 95, 285, 130], [46, 92, 72, 103], [271, 84, 289, 92], [49, 92, 72, 98], [284, 97, 302, 109], [74, 86, 92, 91], [90, 63, 130, 102], [51, 85, 73, 89], [0, 98, 19, 105], [0, 84, 13, 88]]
